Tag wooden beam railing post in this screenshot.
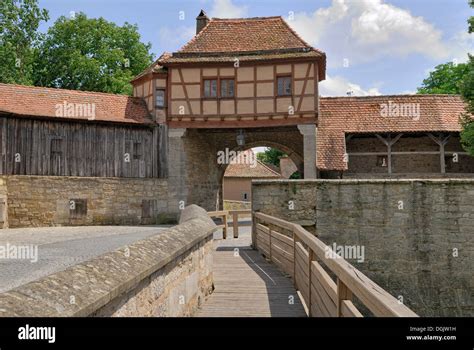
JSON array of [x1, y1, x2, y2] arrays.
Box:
[[223, 213, 227, 239], [337, 278, 353, 317], [269, 227, 272, 261], [232, 212, 239, 238], [308, 248, 314, 317], [292, 230, 297, 285], [253, 212, 418, 317]]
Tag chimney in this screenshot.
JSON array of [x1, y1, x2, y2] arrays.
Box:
[[196, 10, 209, 34]]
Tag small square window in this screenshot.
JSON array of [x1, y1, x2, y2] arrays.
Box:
[[204, 79, 217, 98], [277, 76, 292, 96], [155, 89, 165, 108], [242, 192, 249, 201], [220, 79, 235, 98], [377, 155, 388, 167], [133, 141, 143, 160]]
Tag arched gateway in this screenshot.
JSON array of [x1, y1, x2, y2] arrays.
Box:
[[0, 11, 470, 228], [131, 12, 324, 211]]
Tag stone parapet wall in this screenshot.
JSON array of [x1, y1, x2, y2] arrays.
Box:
[[1, 175, 178, 228], [252, 179, 474, 316], [0, 205, 216, 317]]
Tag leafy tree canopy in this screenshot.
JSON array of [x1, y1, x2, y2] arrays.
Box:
[[417, 62, 469, 94], [34, 12, 153, 95], [256, 148, 286, 167], [0, 0, 49, 85]]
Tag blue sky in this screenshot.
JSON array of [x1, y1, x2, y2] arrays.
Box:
[[37, 0, 473, 96]]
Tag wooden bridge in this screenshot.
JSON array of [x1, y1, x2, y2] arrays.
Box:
[[198, 210, 418, 317]]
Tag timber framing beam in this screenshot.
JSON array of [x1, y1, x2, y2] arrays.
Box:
[[375, 133, 403, 175], [427, 133, 451, 173]]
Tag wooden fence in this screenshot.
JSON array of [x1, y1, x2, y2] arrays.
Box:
[[208, 209, 251, 239], [253, 212, 418, 317]]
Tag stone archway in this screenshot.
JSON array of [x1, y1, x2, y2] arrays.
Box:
[[167, 125, 306, 212]]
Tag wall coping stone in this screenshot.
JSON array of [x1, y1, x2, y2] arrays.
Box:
[[0, 205, 216, 317], [252, 178, 474, 185]]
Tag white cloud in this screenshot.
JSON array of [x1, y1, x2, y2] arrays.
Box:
[[158, 26, 195, 51], [320, 75, 381, 96], [209, 0, 248, 18], [287, 0, 451, 67]]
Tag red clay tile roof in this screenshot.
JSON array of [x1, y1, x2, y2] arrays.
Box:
[[131, 53, 170, 83], [317, 95, 468, 171], [179, 16, 313, 53], [159, 16, 326, 79], [225, 150, 282, 178], [0, 83, 152, 125]]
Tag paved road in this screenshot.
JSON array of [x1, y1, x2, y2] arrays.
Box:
[[0, 226, 171, 293]]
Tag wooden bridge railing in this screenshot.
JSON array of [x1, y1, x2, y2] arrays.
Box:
[[208, 209, 251, 239], [253, 212, 418, 317]]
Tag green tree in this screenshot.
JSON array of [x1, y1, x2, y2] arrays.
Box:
[[0, 0, 49, 85], [256, 148, 286, 167], [417, 62, 469, 94], [34, 13, 153, 95], [460, 1, 474, 155]]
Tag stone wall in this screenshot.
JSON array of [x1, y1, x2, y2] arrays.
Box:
[[0, 205, 216, 317], [252, 179, 474, 316], [1, 175, 177, 228]]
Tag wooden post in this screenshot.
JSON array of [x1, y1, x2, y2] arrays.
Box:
[[337, 278, 353, 317], [376, 133, 403, 175], [251, 213, 257, 249], [232, 212, 239, 238], [292, 231, 297, 287], [222, 213, 227, 239], [427, 133, 451, 174], [269, 227, 272, 261], [308, 249, 313, 317]]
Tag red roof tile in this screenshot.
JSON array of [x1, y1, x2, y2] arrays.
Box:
[[159, 16, 326, 79], [317, 95, 468, 171], [225, 150, 282, 178], [0, 83, 152, 125], [179, 16, 313, 53]]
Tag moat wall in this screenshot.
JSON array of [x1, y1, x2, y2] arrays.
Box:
[[252, 179, 474, 316]]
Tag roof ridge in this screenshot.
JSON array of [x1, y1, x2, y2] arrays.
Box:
[[256, 159, 282, 177], [211, 16, 282, 21], [320, 94, 463, 99], [0, 83, 138, 99]]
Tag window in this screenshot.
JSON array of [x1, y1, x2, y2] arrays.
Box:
[[50, 138, 63, 156], [203, 79, 217, 98], [50, 137, 63, 175], [220, 79, 235, 98], [155, 89, 165, 108], [133, 141, 143, 160], [242, 192, 249, 201], [377, 155, 388, 167], [277, 76, 292, 96]]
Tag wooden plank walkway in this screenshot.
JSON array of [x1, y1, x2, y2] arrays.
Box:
[[196, 228, 306, 317]]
